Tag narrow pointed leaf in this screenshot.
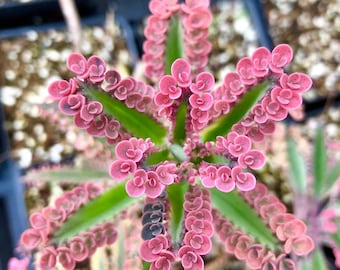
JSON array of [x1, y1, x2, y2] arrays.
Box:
[[84, 85, 167, 145], [167, 181, 189, 245], [332, 232, 340, 247], [143, 261, 151, 270], [311, 249, 328, 270], [323, 162, 340, 194], [165, 16, 184, 75], [210, 188, 277, 249], [313, 127, 327, 197], [200, 81, 269, 142], [173, 100, 187, 145], [24, 165, 110, 183], [145, 149, 170, 166], [54, 181, 142, 243], [287, 137, 307, 194]]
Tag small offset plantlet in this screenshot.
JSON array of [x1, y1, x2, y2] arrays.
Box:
[[14, 0, 316, 269], [287, 127, 340, 270]]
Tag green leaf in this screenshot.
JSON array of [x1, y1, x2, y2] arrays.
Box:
[[332, 232, 340, 247], [169, 144, 187, 162], [143, 261, 151, 270], [167, 181, 189, 245], [54, 181, 142, 243], [313, 127, 327, 197], [210, 189, 277, 249], [84, 85, 167, 145], [165, 16, 184, 75], [200, 81, 269, 142], [323, 162, 340, 194], [311, 249, 328, 270], [287, 137, 307, 194], [173, 100, 187, 145], [145, 149, 170, 166], [24, 165, 110, 183]]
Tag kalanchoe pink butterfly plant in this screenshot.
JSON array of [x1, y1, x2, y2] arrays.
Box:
[[14, 0, 315, 269]]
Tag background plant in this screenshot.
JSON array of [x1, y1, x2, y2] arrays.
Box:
[[11, 1, 318, 269]]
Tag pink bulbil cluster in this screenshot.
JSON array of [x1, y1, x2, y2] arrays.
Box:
[[143, 0, 212, 81], [18, 183, 114, 269], [242, 183, 314, 257], [49, 53, 157, 145], [213, 209, 297, 270]]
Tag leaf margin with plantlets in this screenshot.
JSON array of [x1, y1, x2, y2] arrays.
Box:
[[54, 181, 143, 243], [200, 81, 270, 142], [210, 188, 277, 250]]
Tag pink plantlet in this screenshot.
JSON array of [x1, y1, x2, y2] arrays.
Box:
[[39, 246, 57, 269], [223, 72, 245, 96], [231, 166, 256, 191], [7, 257, 30, 270], [236, 57, 257, 86], [199, 164, 217, 188], [155, 92, 174, 107], [187, 208, 213, 222], [228, 134, 252, 157], [66, 52, 88, 77], [189, 93, 214, 111], [269, 44, 293, 74], [57, 246, 76, 270], [185, 216, 214, 237], [92, 225, 107, 247], [269, 213, 296, 232], [238, 149, 266, 170], [104, 119, 120, 140], [251, 47, 271, 78], [58, 94, 86, 115], [276, 219, 307, 241], [171, 59, 191, 87], [102, 222, 118, 245], [242, 183, 268, 204], [261, 95, 288, 121], [42, 206, 66, 223], [20, 229, 42, 249], [87, 55, 106, 83], [184, 196, 204, 212], [69, 236, 89, 262], [80, 101, 103, 121], [86, 114, 108, 137], [29, 212, 48, 230], [83, 232, 97, 257], [252, 104, 268, 124], [215, 165, 235, 192], [103, 69, 121, 92], [276, 254, 296, 270], [150, 251, 176, 270], [139, 234, 169, 262], [48, 79, 77, 99], [156, 162, 177, 185], [190, 72, 215, 94], [126, 169, 147, 197], [280, 72, 313, 93], [183, 7, 212, 30], [183, 230, 212, 255], [245, 244, 266, 270], [109, 159, 137, 180], [159, 75, 182, 99], [115, 140, 144, 162], [284, 235, 314, 256], [184, 0, 210, 9], [259, 202, 287, 221], [234, 235, 253, 260], [145, 171, 164, 198], [178, 245, 204, 270], [271, 86, 302, 110], [114, 78, 136, 100]]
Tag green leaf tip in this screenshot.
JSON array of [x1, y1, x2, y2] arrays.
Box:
[[54, 181, 142, 243], [167, 181, 189, 244], [165, 16, 184, 75], [287, 137, 307, 194], [85, 85, 167, 146], [200, 81, 270, 142], [313, 127, 327, 197]]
